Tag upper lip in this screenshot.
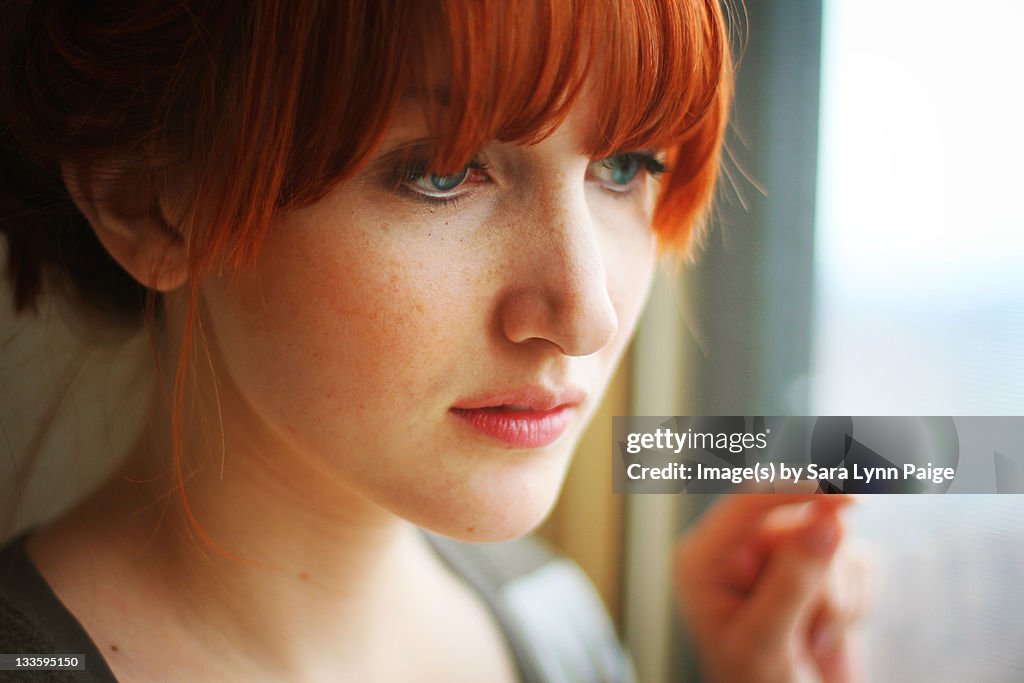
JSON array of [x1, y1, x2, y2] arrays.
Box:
[[451, 385, 588, 412]]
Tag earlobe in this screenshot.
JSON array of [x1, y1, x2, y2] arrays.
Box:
[[61, 161, 189, 292]]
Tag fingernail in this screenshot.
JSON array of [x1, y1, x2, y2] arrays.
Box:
[[803, 516, 838, 555], [828, 493, 860, 506]]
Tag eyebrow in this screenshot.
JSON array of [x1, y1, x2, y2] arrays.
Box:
[[373, 138, 434, 160], [400, 84, 452, 107], [361, 138, 436, 181]]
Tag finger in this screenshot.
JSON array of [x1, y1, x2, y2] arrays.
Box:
[[692, 492, 855, 555], [808, 540, 874, 633], [729, 500, 856, 592], [734, 509, 842, 649], [674, 496, 855, 637], [812, 627, 853, 683], [807, 589, 853, 683], [844, 543, 874, 626], [755, 497, 859, 541]]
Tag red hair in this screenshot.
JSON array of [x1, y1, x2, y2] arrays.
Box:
[[1, 0, 733, 554]]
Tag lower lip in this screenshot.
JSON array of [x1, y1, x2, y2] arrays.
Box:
[[450, 406, 573, 448]]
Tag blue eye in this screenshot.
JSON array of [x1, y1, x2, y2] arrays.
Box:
[[591, 151, 667, 193], [400, 160, 486, 200], [604, 155, 643, 185], [424, 168, 469, 192]]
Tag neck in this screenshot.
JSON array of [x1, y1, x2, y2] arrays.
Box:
[[34, 344, 451, 678], [152, 399, 449, 662]]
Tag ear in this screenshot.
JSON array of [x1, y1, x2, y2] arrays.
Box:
[[61, 161, 189, 292]]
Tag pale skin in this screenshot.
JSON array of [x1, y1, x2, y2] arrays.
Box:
[[676, 492, 870, 682], [26, 91, 867, 682]]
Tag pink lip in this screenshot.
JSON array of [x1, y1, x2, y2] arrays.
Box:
[[450, 386, 586, 448]]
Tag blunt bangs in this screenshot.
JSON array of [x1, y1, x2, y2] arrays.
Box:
[[181, 0, 732, 275], [400, 0, 734, 249]]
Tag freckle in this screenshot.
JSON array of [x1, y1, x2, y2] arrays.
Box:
[[298, 571, 310, 582], [110, 644, 119, 652], [466, 526, 476, 533]]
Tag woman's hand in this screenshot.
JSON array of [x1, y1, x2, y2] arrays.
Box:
[[673, 493, 870, 683]]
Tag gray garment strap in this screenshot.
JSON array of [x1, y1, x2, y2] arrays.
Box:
[[424, 532, 637, 683], [0, 532, 118, 682], [1, 529, 635, 683]]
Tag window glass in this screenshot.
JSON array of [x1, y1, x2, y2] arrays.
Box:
[[814, 2, 1024, 680]]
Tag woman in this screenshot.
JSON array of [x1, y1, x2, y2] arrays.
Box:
[[0, 1, 864, 681]]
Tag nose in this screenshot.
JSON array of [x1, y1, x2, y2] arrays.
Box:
[[497, 188, 619, 357]]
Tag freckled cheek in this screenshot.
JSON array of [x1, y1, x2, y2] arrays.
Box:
[[234, 255, 475, 421]]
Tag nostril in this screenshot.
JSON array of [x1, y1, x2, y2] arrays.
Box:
[[499, 290, 556, 346], [498, 283, 618, 357], [495, 204, 620, 355]]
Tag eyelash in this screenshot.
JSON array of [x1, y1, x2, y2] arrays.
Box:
[[396, 159, 491, 208], [597, 152, 668, 199], [394, 150, 668, 207]]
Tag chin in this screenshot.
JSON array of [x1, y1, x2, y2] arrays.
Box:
[[389, 450, 571, 543], [423, 502, 557, 544]]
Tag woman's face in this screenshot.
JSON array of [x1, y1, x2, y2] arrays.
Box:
[[198, 97, 659, 541]]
